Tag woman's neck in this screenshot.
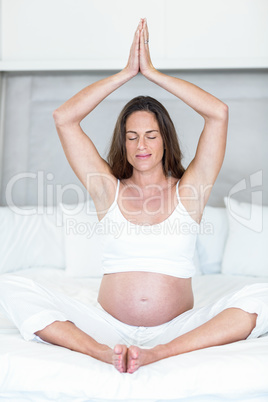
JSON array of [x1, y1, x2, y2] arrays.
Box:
[[127, 169, 172, 191]]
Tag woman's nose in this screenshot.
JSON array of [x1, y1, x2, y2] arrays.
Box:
[[137, 137, 146, 149]]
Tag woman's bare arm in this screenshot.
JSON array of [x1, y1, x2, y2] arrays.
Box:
[[139, 19, 228, 221], [53, 21, 142, 203]]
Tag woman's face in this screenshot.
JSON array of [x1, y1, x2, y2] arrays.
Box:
[[125, 111, 164, 174]]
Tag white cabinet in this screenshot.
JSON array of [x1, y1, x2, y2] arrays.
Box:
[[0, 0, 267, 71], [164, 0, 268, 68]]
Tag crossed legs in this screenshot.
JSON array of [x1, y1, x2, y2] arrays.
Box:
[[125, 307, 257, 373], [35, 321, 114, 365], [35, 308, 257, 374]]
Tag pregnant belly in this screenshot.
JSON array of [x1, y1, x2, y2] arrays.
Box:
[[98, 272, 194, 326]]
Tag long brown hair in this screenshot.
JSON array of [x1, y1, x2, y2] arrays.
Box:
[[107, 96, 185, 180]]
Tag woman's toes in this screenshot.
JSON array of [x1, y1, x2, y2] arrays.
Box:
[[127, 345, 141, 374], [113, 344, 128, 373]]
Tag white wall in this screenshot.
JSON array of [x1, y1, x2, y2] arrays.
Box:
[[0, 0, 268, 70]]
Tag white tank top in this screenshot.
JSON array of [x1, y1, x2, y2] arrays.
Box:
[[100, 179, 199, 278]]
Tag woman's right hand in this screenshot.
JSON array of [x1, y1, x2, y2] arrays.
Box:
[[139, 18, 156, 79], [124, 20, 142, 78]]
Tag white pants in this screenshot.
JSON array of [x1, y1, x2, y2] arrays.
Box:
[[0, 274, 268, 349]]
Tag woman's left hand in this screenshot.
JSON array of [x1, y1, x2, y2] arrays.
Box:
[[123, 20, 143, 78], [139, 19, 156, 78]]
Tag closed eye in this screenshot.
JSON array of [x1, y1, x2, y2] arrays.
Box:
[[127, 136, 156, 141]]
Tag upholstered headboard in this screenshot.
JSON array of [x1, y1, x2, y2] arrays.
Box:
[[1, 70, 267, 207]]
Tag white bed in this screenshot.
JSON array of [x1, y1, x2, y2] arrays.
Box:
[[0, 199, 268, 401]]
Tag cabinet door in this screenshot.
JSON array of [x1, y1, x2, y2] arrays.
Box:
[[164, 0, 268, 68], [0, 0, 165, 69], [0, 0, 267, 70]]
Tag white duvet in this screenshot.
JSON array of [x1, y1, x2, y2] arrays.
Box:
[[1, 268, 268, 402]]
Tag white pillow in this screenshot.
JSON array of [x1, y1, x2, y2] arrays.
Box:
[[0, 206, 65, 273], [222, 197, 268, 276], [196, 206, 228, 274], [60, 201, 103, 278]]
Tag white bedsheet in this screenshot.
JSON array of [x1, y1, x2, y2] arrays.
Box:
[[0, 268, 268, 402]]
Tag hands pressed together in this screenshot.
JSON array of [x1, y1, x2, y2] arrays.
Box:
[[125, 18, 155, 79]]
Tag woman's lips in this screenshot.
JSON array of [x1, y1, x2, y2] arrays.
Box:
[[136, 154, 151, 159]]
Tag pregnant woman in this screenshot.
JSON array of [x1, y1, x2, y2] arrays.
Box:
[[0, 19, 267, 374]]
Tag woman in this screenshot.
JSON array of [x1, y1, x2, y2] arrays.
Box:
[[1, 19, 267, 374]]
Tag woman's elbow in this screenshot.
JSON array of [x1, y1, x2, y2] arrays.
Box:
[[218, 102, 229, 121], [206, 102, 229, 123], [53, 108, 65, 127], [53, 108, 80, 129]]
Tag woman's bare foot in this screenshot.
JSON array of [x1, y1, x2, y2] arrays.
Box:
[[127, 345, 166, 374], [112, 344, 128, 373]]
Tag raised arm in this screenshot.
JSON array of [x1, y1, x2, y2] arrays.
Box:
[[139, 19, 228, 222], [53, 20, 142, 206]]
